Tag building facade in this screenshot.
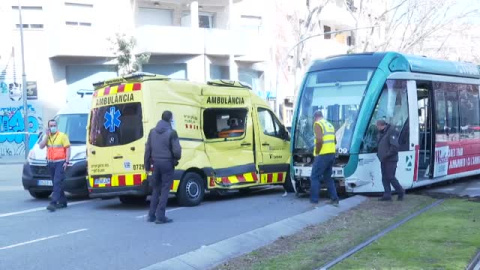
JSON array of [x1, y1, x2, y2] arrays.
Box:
[[0, 0, 276, 161]]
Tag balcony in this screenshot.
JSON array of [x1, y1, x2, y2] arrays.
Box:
[[48, 26, 113, 58], [135, 25, 269, 62]]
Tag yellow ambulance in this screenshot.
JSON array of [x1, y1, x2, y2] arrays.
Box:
[[86, 73, 292, 206]]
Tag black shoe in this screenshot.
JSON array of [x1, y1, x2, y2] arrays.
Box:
[[147, 216, 155, 222], [56, 203, 68, 209], [155, 218, 173, 224], [46, 204, 56, 212], [329, 199, 340, 207], [378, 197, 392, 202], [398, 194, 405, 201]]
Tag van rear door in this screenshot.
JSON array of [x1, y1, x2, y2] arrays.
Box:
[[88, 83, 146, 189]]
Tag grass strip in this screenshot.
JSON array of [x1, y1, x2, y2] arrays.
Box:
[[215, 195, 435, 270], [334, 199, 480, 270]]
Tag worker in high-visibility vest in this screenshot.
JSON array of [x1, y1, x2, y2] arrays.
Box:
[[39, 119, 71, 212], [310, 110, 339, 206]]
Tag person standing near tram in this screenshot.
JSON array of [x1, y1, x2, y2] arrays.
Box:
[[376, 119, 405, 201], [310, 110, 340, 206]]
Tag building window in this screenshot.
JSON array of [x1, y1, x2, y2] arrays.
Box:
[[239, 68, 264, 92], [240, 15, 262, 32], [324, 25, 332, 39], [347, 36, 354, 46], [12, 6, 44, 30], [136, 8, 173, 27], [210, 65, 230, 80], [64, 2, 94, 27], [199, 13, 214, 28], [181, 12, 215, 28]]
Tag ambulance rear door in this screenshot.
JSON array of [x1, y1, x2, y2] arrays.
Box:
[[88, 82, 146, 188]]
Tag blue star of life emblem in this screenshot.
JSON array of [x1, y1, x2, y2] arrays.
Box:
[[104, 106, 121, 132]]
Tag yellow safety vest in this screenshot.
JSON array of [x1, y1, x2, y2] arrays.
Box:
[[314, 119, 336, 156]]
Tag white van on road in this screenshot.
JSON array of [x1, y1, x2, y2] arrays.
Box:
[[22, 91, 92, 198]]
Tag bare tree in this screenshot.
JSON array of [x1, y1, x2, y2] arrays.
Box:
[[347, 0, 480, 56], [275, 0, 332, 97]]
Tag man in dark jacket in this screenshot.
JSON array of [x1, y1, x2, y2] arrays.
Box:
[[144, 111, 182, 224], [376, 119, 405, 201]]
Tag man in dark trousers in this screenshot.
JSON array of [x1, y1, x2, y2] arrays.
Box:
[[310, 111, 339, 206], [39, 119, 71, 212], [144, 111, 182, 224], [376, 119, 405, 201]]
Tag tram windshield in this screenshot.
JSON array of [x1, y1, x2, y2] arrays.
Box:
[[293, 68, 374, 154]]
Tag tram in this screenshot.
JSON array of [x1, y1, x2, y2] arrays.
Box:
[[291, 52, 480, 194]]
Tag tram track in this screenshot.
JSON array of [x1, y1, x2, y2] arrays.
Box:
[[317, 199, 446, 270]]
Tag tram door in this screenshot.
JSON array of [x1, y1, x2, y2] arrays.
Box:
[[414, 81, 434, 180]]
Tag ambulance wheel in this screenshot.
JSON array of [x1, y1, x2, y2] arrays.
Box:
[[29, 190, 51, 199], [283, 173, 295, 193], [177, 173, 205, 206], [119, 195, 147, 205]]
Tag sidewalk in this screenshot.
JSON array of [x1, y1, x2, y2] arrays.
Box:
[[141, 195, 367, 270], [0, 163, 24, 183], [424, 178, 480, 199]]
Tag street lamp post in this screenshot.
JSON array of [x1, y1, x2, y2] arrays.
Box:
[[274, 26, 377, 116], [17, 1, 29, 159]]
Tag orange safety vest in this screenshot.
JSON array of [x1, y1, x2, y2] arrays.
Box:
[[47, 132, 70, 161]]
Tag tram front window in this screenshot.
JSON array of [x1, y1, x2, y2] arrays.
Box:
[[293, 68, 374, 155]]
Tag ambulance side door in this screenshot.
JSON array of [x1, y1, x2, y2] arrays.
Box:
[[254, 106, 290, 184], [203, 107, 257, 186]]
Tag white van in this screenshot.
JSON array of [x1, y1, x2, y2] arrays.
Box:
[[22, 90, 92, 199]]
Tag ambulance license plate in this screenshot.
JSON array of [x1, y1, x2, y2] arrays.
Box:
[[38, 180, 53, 186], [94, 177, 111, 185]]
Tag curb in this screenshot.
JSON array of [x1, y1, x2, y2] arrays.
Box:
[[467, 249, 480, 270], [141, 195, 368, 270]]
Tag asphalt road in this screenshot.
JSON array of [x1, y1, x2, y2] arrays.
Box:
[[0, 164, 316, 270]]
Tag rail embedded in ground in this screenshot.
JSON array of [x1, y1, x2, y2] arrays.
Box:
[[318, 199, 445, 270]]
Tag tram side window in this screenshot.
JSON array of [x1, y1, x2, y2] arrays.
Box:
[[361, 80, 409, 153], [433, 82, 460, 142], [459, 84, 480, 139], [434, 85, 447, 140]]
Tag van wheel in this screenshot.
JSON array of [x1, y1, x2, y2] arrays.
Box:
[[119, 195, 147, 205], [283, 173, 295, 193], [29, 190, 51, 199], [177, 173, 204, 206]]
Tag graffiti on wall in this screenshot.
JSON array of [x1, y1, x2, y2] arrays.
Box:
[[0, 103, 43, 159], [0, 47, 43, 161]]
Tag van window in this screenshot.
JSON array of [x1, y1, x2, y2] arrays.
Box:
[[89, 102, 143, 147], [258, 108, 283, 139], [56, 114, 87, 144], [203, 108, 247, 139]]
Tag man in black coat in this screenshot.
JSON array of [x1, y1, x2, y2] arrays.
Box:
[[376, 119, 405, 201], [144, 111, 182, 224]]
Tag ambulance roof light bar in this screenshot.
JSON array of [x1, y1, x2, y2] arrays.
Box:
[[207, 80, 252, 90]]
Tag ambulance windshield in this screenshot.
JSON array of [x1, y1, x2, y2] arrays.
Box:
[[89, 102, 143, 147], [293, 68, 374, 154]]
